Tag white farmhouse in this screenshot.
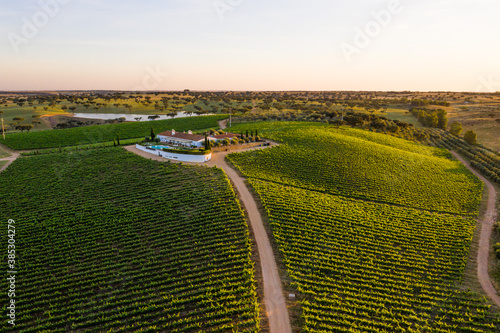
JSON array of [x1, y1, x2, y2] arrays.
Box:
[[157, 129, 206, 148]]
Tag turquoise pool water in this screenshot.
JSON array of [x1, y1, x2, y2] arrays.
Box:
[[150, 145, 173, 150]]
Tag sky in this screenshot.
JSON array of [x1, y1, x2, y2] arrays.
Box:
[[0, 0, 499, 91]]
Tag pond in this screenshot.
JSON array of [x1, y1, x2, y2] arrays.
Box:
[[71, 112, 210, 122]]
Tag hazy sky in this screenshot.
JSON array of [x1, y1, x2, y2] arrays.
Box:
[[0, 0, 499, 91]]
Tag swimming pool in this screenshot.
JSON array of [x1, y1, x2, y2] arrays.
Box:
[[150, 145, 174, 150]]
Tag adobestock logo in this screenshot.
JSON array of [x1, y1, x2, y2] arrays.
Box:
[[7, 0, 71, 54], [132, 65, 169, 91], [340, 0, 403, 63], [213, 0, 244, 21], [475, 75, 500, 93]]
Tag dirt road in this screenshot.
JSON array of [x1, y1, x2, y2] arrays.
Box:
[[451, 151, 500, 307], [125, 143, 292, 333], [206, 151, 292, 333], [219, 119, 228, 129], [0, 144, 20, 173]]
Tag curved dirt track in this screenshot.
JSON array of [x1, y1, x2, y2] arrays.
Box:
[[451, 151, 500, 307], [125, 144, 292, 333], [0, 145, 20, 173]]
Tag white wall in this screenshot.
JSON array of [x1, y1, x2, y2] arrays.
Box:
[[135, 144, 211, 163], [157, 135, 204, 148]]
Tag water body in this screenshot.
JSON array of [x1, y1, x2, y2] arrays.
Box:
[[71, 112, 209, 122]]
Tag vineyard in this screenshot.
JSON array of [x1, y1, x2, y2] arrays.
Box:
[[2, 115, 226, 150], [423, 128, 500, 184], [225, 121, 498, 332], [251, 180, 500, 332], [227, 122, 483, 215], [0, 148, 259, 332]]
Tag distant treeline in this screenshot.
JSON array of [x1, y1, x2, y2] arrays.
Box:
[[410, 99, 450, 107]]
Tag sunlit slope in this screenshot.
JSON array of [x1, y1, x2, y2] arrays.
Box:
[[228, 122, 482, 215]]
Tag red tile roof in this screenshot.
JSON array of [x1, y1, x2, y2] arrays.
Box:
[[157, 131, 205, 141]]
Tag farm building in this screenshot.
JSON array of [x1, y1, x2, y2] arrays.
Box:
[[157, 129, 241, 147], [157, 129, 206, 148]]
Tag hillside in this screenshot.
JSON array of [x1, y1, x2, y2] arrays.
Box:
[[227, 122, 499, 332], [228, 122, 483, 215]]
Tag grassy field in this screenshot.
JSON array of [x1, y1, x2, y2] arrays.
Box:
[[226, 121, 498, 331], [2, 114, 226, 150], [0, 148, 260, 332], [0, 104, 69, 132], [446, 102, 500, 153], [375, 106, 422, 126], [0, 93, 249, 134]]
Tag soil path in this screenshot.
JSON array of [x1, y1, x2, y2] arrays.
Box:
[[206, 152, 292, 333], [218, 119, 228, 129], [0, 144, 20, 173], [125, 143, 292, 333], [451, 151, 500, 307]]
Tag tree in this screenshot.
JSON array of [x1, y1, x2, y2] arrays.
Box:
[[13, 117, 24, 125], [204, 134, 209, 149], [464, 130, 477, 145], [332, 119, 346, 128], [150, 127, 155, 140], [17, 124, 34, 132], [428, 114, 439, 128], [436, 109, 448, 130], [116, 133, 120, 145], [449, 122, 463, 136]]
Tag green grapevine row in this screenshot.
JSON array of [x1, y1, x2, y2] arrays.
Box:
[[0, 148, 259, 332], [251, 180, 500, 332]]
